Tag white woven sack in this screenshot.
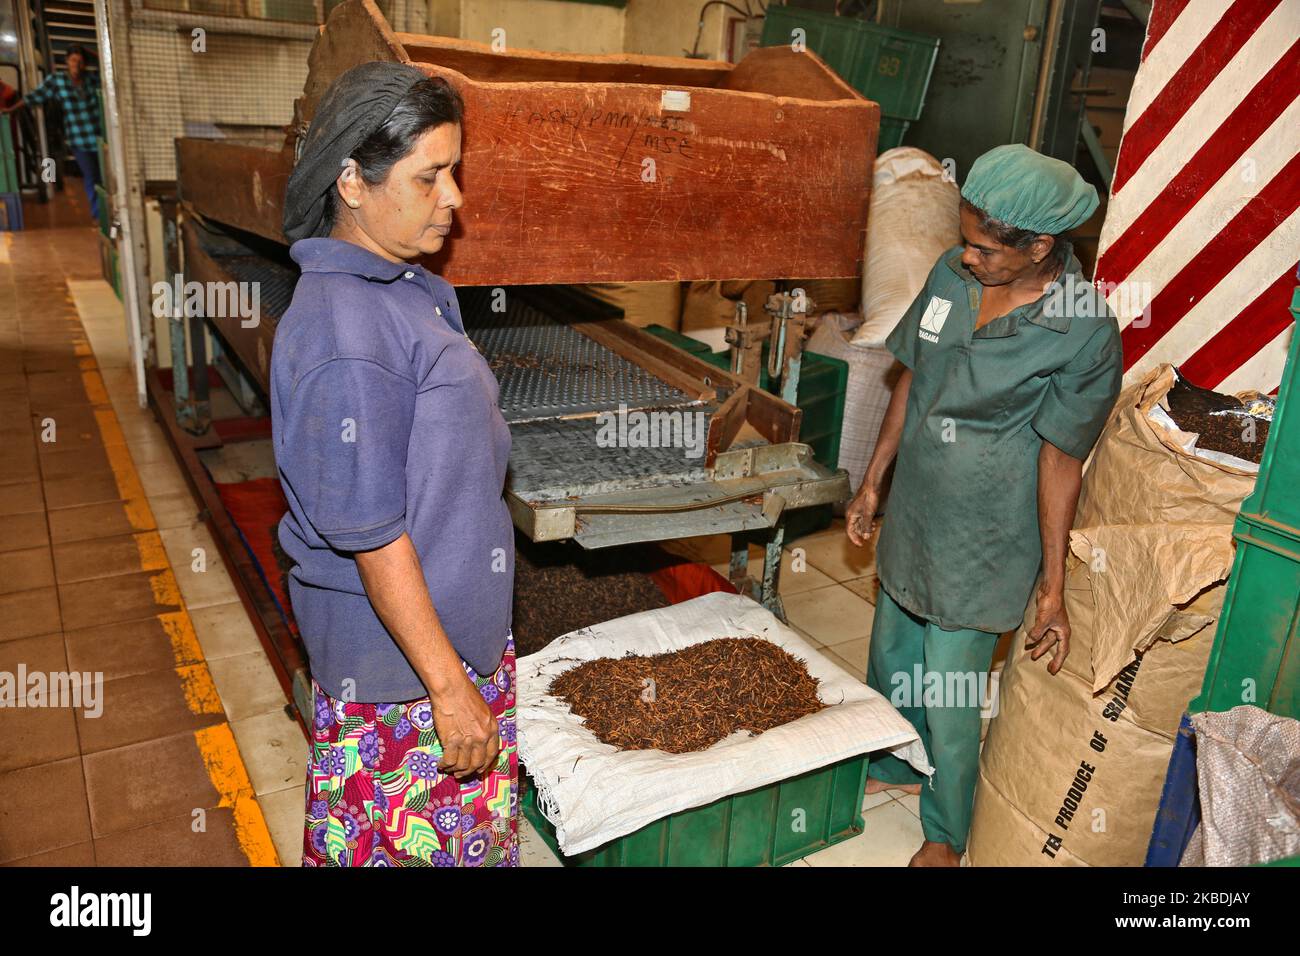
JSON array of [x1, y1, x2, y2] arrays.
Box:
[[853, 147, 961, 347]]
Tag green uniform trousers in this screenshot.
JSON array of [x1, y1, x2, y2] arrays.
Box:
[[865, 586, 1000, 855]]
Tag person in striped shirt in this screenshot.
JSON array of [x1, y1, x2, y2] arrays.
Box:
[[1, 45, 103, 221]]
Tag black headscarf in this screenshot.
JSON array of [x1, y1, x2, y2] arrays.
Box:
[[282, 61, 428, 243]]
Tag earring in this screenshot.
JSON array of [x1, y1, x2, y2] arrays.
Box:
[[348, 200, 359, 208]]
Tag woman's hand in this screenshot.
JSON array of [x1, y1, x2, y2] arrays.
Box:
[[430, 674, 500, 780], [1027, 585, 1071, 675], [846, 483, 881, 547]]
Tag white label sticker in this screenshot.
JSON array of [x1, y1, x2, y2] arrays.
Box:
[[661, 89, 691, 112]]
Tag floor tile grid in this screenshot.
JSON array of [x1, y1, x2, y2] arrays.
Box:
[[0, 228, 280, 866], [65, 276, 313, 865], [101, 376, 308, 864]]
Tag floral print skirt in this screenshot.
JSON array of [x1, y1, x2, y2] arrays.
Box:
[[302, 640, 518, 867]]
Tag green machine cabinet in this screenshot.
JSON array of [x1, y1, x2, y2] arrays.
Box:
[[1192, 286, 1300, 720], [876, 0, 1103, 176]]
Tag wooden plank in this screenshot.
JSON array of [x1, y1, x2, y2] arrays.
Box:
[[181, 80, 875, 283], [705, 386, 748, 465], [422, 64, 875, 283], [177, 139, 291, 247], [746, 385, 801, 445], [584, 312, 754, 392], [570, 297, 801, 447], [562, 299, 736, 383], [180, 0, 875, 284]]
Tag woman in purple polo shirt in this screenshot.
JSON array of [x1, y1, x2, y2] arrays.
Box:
[[274, 62, 517, 867]]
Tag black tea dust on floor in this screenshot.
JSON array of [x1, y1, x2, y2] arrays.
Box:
[[549, 637, 824, 754], [511, 533, 673, 657], [271, 528, 674, 659]]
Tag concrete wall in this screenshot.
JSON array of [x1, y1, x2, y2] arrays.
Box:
[[624, 0, 732, 60], [431, 0, 741, 60], [458, 0, 624, 54]]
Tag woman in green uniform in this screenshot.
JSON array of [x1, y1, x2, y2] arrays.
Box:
[[845, 144, 1122, 867]]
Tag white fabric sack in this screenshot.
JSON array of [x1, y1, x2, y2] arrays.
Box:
[[516, 591, 932, 856], [853, 147, 961, 347], [808, 312, 899, 496]]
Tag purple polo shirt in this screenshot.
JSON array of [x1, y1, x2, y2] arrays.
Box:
[[271, 237, 514, 702]]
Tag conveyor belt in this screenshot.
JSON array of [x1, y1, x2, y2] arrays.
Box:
[[219, 255, 298, 319], [179, 218, 848, 572]]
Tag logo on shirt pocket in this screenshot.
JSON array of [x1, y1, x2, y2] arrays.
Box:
[[918, 296, 952, 343]]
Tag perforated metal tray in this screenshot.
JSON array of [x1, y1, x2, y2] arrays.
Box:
[[458, 287, 697, 423]]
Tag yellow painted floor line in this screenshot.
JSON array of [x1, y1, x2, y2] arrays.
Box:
[[76, 291, 282, 867], [195, 724, 282, 868]]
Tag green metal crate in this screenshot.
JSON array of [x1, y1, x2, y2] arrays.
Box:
[[0, 121, 20, 195], [94, 184, 110, 236], [522, 753, 870, 866], [1192, 285, 1300, 721], [643, 323, 724, 368], [782, 346, 849, 471], [99, 233, 120, 301], [761, 6, 939, 126]]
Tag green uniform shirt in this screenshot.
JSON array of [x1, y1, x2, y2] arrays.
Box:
[[877, 243, 1123, 634]]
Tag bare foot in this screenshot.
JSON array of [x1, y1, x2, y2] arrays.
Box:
[[908, 840, 962, 867], [865, 776, 921, 796]]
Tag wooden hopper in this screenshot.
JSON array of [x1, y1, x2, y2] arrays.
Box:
[[178, 0, 878, 285]]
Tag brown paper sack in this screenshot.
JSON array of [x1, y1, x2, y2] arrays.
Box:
[[968, 366, 1257, 866], [680, 280, 776, 334], [581, 282, 683, 330]]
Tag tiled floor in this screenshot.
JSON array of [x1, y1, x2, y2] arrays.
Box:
[[0, 218, 283, 866]]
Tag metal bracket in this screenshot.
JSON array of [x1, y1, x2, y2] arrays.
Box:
[[712, 442, 814, 480]]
